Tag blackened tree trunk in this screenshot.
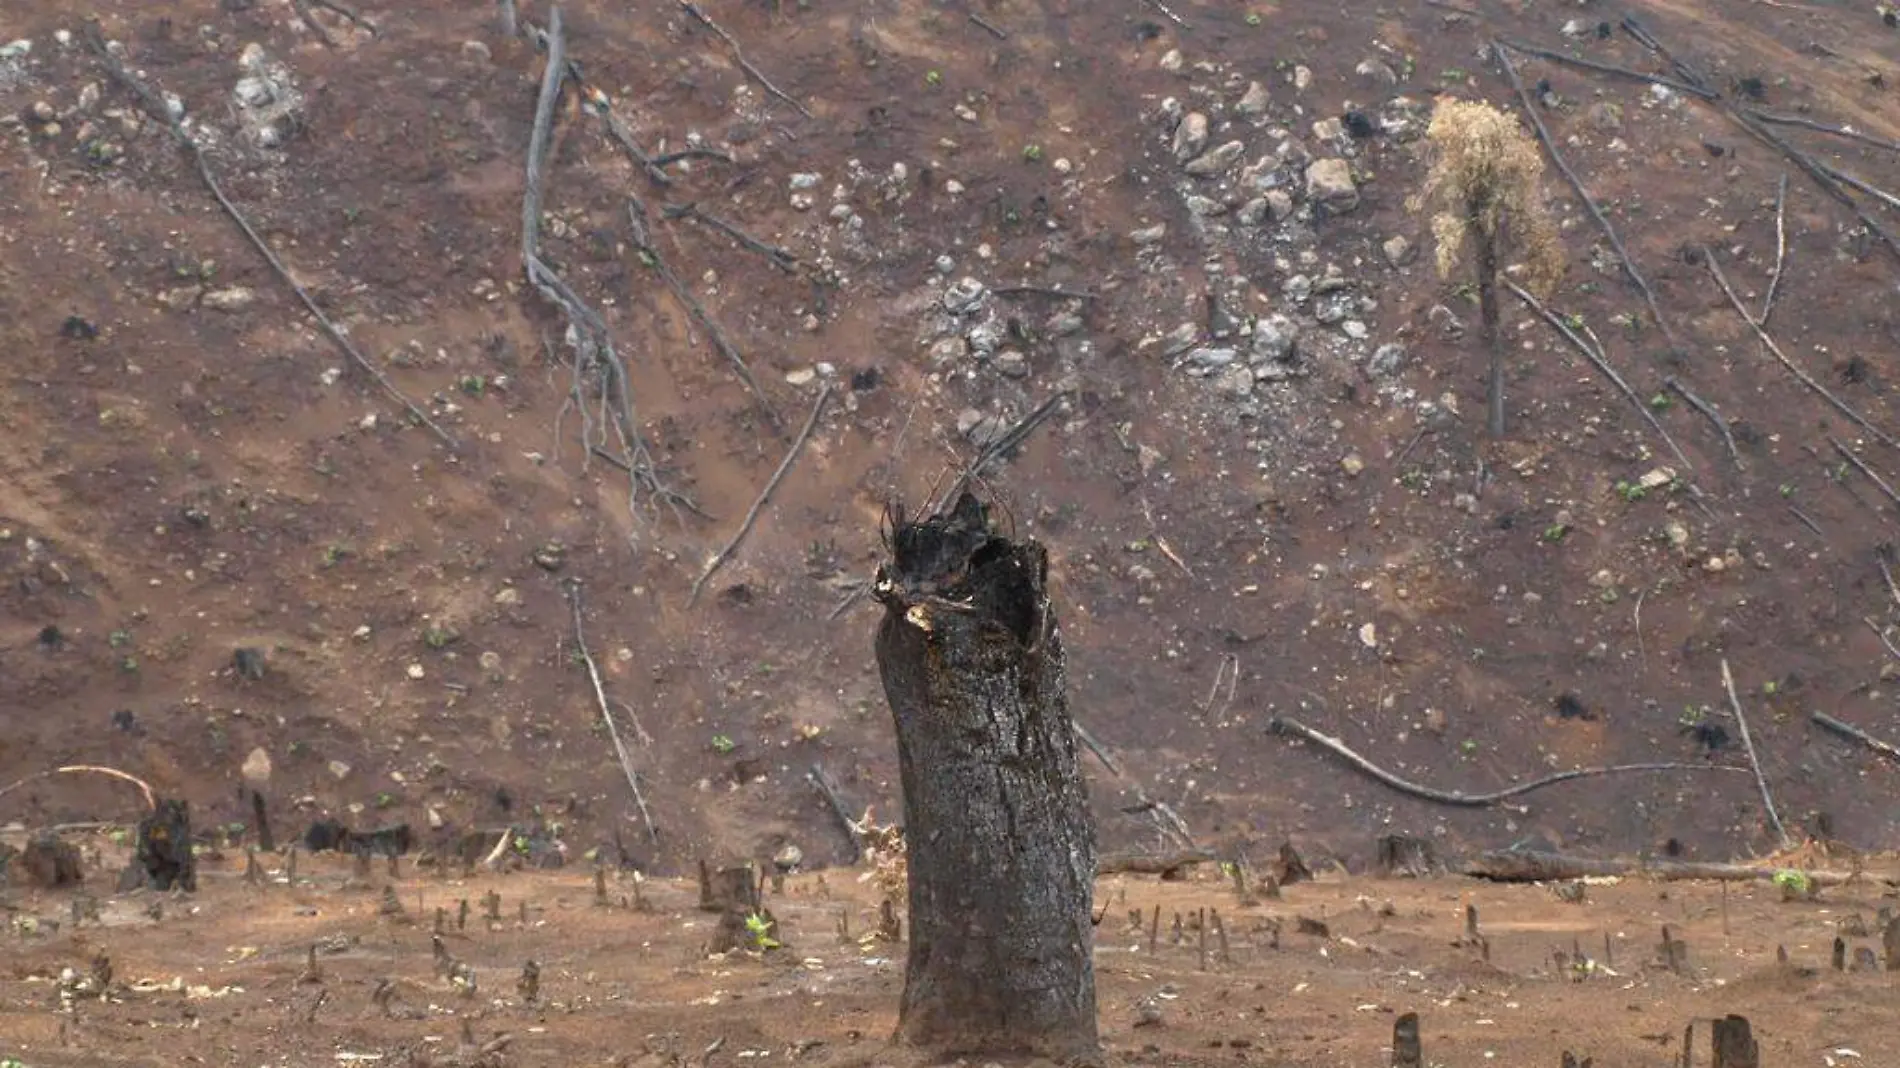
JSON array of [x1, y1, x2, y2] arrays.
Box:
[[1475, 224, 1505, 439], [873, 491, 1099, 1063]]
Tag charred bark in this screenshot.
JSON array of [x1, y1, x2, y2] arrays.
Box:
[[873, 491, 1100, 1062], [1475, 227, 1506, 439]]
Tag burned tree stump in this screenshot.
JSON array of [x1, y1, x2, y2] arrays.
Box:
[[1375, 834, 1441, 878], [251, 791, 275, 853], [873, 492, 1099, 1062], [1392, 1012, 1422, 1068], [1271, 841, 1313, 886], [1884, 913, 1900, 970], [1711, 1014, 1758, 1068], [702, 861, 773, 954], [20, 833, 83, 888], [131, 799, 196, 892]]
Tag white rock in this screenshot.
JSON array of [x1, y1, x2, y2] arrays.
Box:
[[241, 747, 272, 786], [202, 286, 257, 312], [1382, 234, 1416, 267], [1235, 80, 1271, 117], [1159, 48, 1183, 73], [1184, 140, 1245, 177], [1172, 112, 1209, 162], [328, 760, 353, 780], [1305, 158, 1360, 213]]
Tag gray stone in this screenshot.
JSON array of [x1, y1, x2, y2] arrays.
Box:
[[1368, 342, 1406, 377], [1237, 198, 1270, 226], [1185, 347, 1238, 370], [1129, 223, 1168, 245], [1048, 313, 1085, 337], [957, 409, 1009, 447], [1264, 189, 1295, 221], [1281, 274, 1313, 303], [942, 276, 988, 314], [1341, 320, 1369, 340], [1356, 58, 1399, 86], [1172, 112, 1209, 162], [966, 317, 1006, 355], [1184, 195, 1226, 217], [994, 350, 1030, 378], [1162, 322, 1200, 356], [1382, 234, 1416, 267], [1314, 294, 1350, 325], [1250, 314, 1299, 364], [1235, 80, 1271, 118], [1304, 158, 1360, 213], [927, 336, 967, 367], [1212, 365, 1255, 398], [773, 843, 804, 872], [1184, 140, 1245, 177]]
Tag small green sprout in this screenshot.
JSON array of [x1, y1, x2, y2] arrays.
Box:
[[1245, 12, 1262, 25], [1648, 392, 1672, 411], [711, 734, 737, 755], [925, 69, 942, 86], [1614, 481, 1647, 503], [1772, 868, 1812, 900], [744, 911, 780, 950], [1542, 523, 1570, 543], [1022, 143, 1045, 162]]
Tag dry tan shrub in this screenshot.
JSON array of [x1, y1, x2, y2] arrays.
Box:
[[1412, 97, 1564, 295], [852, 806, 907, 899]]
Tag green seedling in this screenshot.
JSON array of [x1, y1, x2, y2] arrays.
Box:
[[745, 911, 780, 950]]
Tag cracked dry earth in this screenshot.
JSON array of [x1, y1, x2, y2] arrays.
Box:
[[6, 0, 1900, 1060]]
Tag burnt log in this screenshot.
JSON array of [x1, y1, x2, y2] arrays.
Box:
[[1392, 1012, 1422, 1068], [1711, 1014, 1759, 1068], [873, 492, 1099, 1062]]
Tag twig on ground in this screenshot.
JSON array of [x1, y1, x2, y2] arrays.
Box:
[[827, 578, 870, 620], [1720, 657, 1791, 849], [1863, 617, 1900, 662], [1877, 547, 1900, 608], [675, 1, 811, 118], [1097, 849, 1219, 876], [0, 765, 157, 811], [1788, 505, 1826, 539], [1705, 252, 1900, 451], [628, 197, 781, 427], [992, 284, 1098, 301], [1761, 173, 1789, 328], [1815, 160, 1900, 214], [1140, 0, 1191, 28], [522, 10, 695, 525], [1749, 109, 1900, 154], [83, 22, 456, 449], [1137, 488, 1193, 578], [1633, 586, 1648, 674], [807, 763, 864, 862], [595, 102, 676, 186], [566, 580, 657, 843], [1267, 716, 1745, 808], [941, 390, 1071, 507], [1426, 0, 1483, 17], [289, 0, 339, 46], [482, 825, 517, 870], [1495, 43, 1678, 350], [1496, 38, 1714, 98], [967, 11, 1008, 39], [650, 146, 734, 167], [1505, 280, 1699, 478], [1072, 719, 1122, 777], [1663, 376, 1742, 470], [308, 0, 373, 33], [662, 202, 803, 274], [689, 384, 832, 604], [1829, 437, 1900, 510], [1812, 711, 1900, 764]]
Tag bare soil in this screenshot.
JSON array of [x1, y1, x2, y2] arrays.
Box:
[[5, 0, 1900, 1058]]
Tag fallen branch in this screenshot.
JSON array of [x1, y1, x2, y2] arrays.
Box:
[[1829, 437, 1900, 510], [1816, 159, 1900, 215], [967, 11, 1008, 39], [289, 0, 339, 46], [628, 196, 780, 427], [1097, 849, 1218, 876], [1505, 280, 1698, 478], [523, 11, 695, 524], [1761, 173, 1789, 329], [1812, 711, 1900, 764], [1720, 657, 1791, 849], [308, 0, 373, 33], [1140, 0, 1191, 29], [1705, 252, 1900, 451], [689, 384, 832, 603], [1267, 716, 1745, 808], [1788, 505, 1826, 539], [1664, 376, 1742, 470], [0, 765, 157, 812], [83, 22, 456, 449], [1748, 109, 1900, 154], [807, 763, 864, 863], [1465, 849, 1873, 885], [675, 0, 811, 118], [566, 580, 658, 843], [1496, 37, 1714, 99], [1495, 42, 1678, 351]]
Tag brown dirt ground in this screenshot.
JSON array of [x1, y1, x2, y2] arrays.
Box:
[[4, 0, 1900, 1058], [4, 844, 1900, 1066]]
